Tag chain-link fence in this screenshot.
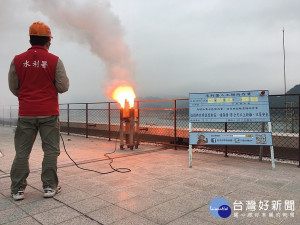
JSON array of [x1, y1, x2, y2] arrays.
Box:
[[0, 105, 18, 127], [1, 94, 299, 164]]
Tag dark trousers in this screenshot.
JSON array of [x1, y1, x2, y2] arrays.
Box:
[[10, 116, 60, 194]]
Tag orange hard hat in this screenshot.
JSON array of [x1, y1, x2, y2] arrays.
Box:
[[29, 21, 53, 38]]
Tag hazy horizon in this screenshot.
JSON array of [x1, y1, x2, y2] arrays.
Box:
[[1, 0, 299, 106]]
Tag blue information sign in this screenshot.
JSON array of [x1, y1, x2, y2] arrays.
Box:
[[189, 132, 273, 146], [189, 90, 270, 122]]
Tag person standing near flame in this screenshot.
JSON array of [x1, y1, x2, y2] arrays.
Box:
[[8, 21, 69, 200]]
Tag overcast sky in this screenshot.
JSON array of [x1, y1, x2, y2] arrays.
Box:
[[1, 0, 299, 106]]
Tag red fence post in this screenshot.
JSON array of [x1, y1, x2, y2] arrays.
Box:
[[67, 104, 70, 135], [174, 100, 177, 150], [298, 95, 300, 168], [108, 102, 111, 141], [86, 103, 88, 138]]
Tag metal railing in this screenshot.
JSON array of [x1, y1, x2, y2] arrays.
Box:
[[1, 94, 299, 166]]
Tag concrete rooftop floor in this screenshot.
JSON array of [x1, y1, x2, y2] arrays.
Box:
[[0, 126, 300, 225]]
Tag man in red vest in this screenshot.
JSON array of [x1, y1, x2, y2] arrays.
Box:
[[8, 21, 69, 200]]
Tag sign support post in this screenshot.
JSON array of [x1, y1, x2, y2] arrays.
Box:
[[268, 122, 275, 169], [189, 122, 193, 168]]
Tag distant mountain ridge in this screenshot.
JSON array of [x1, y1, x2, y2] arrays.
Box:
[[138, 84, 300, 108], [287, 84, 300, 94], [269, 84, 299, 107]]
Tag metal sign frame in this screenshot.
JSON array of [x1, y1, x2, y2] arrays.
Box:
[[189, 132, 273, 146], [189, 90, 270, 122], [188, 90, 275, 169]]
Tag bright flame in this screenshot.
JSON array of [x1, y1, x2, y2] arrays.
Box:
[[112, 86, 136, 108]]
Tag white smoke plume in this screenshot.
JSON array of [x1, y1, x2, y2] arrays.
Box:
[[31, 0, 135, 100]]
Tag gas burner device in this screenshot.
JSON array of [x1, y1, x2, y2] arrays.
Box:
[[119, 100, 139, 150]]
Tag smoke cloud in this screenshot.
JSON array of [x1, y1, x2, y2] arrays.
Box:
[[31, 0, 135, 99]]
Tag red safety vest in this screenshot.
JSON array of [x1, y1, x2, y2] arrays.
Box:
[[14, 46, 59, 116]]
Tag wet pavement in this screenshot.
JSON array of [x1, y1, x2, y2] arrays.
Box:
[[0, 126, 300, 225]]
